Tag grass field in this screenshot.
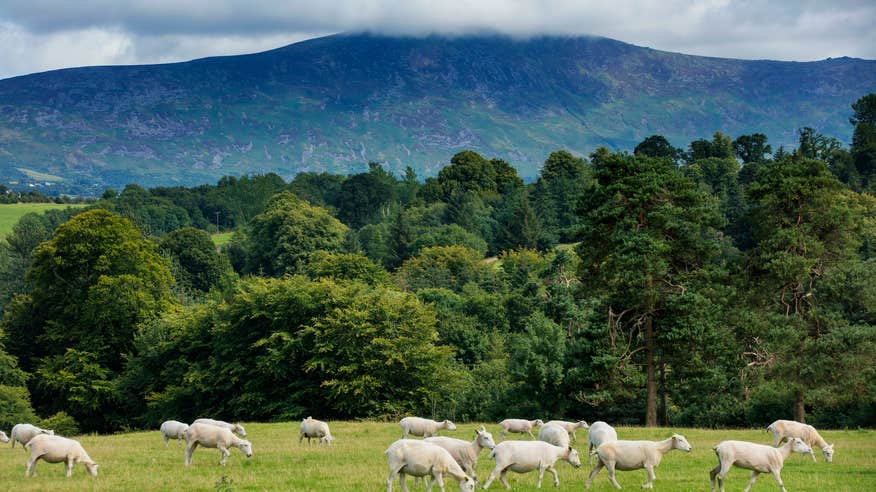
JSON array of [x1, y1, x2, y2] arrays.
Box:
[[211, 232, 235, 247], [0, 203, 86, 237], [0, 422, 872, 491]]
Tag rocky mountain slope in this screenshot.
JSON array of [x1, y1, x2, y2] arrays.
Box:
[[1, 33, 874, 192]]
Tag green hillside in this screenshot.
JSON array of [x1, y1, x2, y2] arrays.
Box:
[[0, 203, 86, 237]]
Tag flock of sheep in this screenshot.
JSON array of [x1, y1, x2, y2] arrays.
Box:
[[382, 417, 836, 492], [0, 415, 835, 491]]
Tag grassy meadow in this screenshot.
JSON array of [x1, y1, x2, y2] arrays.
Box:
[[0, 203, 86, 237], [211, 231, 235, 247], [0, 422, 872, 491]]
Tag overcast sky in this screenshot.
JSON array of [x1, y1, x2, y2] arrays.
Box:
[[1, 0, 874, 80]]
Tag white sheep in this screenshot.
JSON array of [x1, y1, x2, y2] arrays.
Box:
[[483, 440, 581, 489], [767, 419, 834, 462], [192, 417, 246, 437], [425, 426, 497, 483], [184, 422, 253, 466], [544, 420, 589, 442], [399, 417, 457, 438], [160, 420, 190, 447], [385, 438, 476, 492], [300, 416, 335, 445], [538, 423, 571, 449], [24, 434, 97, 477], [709, 438, 813, 492], [0, 431, 8, 443], [10, 423, 54, 450], [585, 434, 692, 489], [498, 419, 544, 440], [587, 421, 618, 464]]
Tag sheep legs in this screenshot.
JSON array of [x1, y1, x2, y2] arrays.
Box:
[[605, 462, 622, 489], [742, 471, 759, 492], [464, 464, 478, 484], [427, 472, 446, 492], [642, 464, 656, 489], [585, 460, 604, 488], [770, 432, 782, 447], [25, 455, 41, 477], [218, 446, 231, 465], [547, 465, 560, 487], [483, 466, 511, 490], [163, 434, 169, 447], [769, 469, 786, 492], [500, 470, 511, 489], [709, 464, 725, 492], [184, 441, 198, 466]]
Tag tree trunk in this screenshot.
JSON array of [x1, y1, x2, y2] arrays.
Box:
[[645, 315, 658, 427], [658, 361, 667, 426], [793, 391, 806, 423]]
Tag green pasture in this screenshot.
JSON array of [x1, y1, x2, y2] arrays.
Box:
[[211, 231, 235, 247], [0, 422, 872, 491], [0, 203, 86, 237]]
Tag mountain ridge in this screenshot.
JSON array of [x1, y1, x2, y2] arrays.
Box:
[[1, 32, 874, 193]]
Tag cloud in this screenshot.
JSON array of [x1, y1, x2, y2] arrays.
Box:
[[1, 0, 874, 79]]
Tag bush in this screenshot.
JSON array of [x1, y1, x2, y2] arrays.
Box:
[[39, 411, 80, 436], [0, 384, 37, 429]]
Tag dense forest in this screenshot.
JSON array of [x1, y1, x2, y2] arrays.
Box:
[[0, 94, 874, 434]]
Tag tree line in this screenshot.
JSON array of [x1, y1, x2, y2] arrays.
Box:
[[0, 94, 874, 433]]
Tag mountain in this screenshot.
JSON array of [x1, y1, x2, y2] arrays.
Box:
[[1, 33, 874, 193]]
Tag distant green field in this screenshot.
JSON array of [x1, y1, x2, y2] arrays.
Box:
[[0, 422, 871, 491], [15, 168, 64, 182], [0, 203, 86, 237], [211, 232, 234, 247]]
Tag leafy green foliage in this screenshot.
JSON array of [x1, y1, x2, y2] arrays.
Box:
[[396, 246, 490, 293], [304, 251, 391, 287], [3, 110, 876, 430], [576, 148, 724, 425], [1, 209, 173, 431], [160, 227, 231, 293], [244, 191, 348, 276]]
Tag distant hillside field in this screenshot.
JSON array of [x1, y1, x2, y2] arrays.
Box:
[[1, 33, 874, 193], [0, 203, 86, 237], [211, 231, 234, 247], [0, 422, 870, 491]]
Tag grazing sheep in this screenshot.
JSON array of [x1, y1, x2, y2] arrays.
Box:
[[587, 421, 618, 465], [425, 426, 497, 483], [0, 431, 8, 443], [767, 419, 834, 462], [184, 422, 252, 466], [24, 434, 97, 477], [585, 434, 693, 489], [11, 423, 54, 450], [545, 420, 589, 442], [160, 420, 189, 447], [399, 417, 457, 438], [192, 418, 246, 437], [483, 440, 581, 489], [538, 423, 571, 449], [385, 438, 476, 492], [498, 419, 544, 440], [710, 438, 813, 492], [300, 416, 335, 445]]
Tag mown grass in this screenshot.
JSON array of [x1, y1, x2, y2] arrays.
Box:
[[0, 422, 872, 491], [0, 203, 86, 237], [211, 232, 235, 247]]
